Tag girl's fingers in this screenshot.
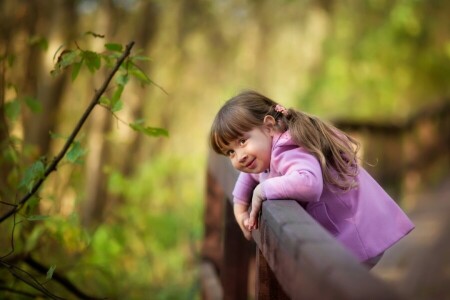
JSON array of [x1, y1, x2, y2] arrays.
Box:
[[243, 218, 250, 229], [249, 209, 258, 225], [248, 215, 254, 225], [248, 216, 257, 230]]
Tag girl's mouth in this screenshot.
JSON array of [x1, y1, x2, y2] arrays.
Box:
[[245, 158, 256, 169]]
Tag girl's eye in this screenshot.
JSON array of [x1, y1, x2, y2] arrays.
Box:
[[226, 150, 235, 156], [239, 138, 246, 145]]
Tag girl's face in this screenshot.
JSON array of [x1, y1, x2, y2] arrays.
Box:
[[223, 125, 274, 174]]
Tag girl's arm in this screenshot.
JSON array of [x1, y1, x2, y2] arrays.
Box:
[[232, 172, 259, 238], [248, 146, 323, 231], [262, 145, 323, 202], [247, 184, 264, 230]]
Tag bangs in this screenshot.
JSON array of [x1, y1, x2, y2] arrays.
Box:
[[210, 91, 271, 155], [210, 108, 257, 154]]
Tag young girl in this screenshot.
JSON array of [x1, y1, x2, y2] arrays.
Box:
[[209, 90, 414, 268]]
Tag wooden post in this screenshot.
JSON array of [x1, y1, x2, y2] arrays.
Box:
[[256, 248, 289, 300], [201, 170, 225, 272], [221, 200, 254, 300]]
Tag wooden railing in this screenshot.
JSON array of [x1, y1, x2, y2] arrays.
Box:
[[333, 100, 450, 200], [200, 152, 402, 300]]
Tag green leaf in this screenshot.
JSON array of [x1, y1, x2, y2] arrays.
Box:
[[112, 99, 123, 112], [103, 52, 121, 64], [110, 85, 124, 112], [82, 51, 101, 73], [27, 215, 50, 221], [27, 195, 41, 212], [128, 63, 151, 84], [130, 55, 152, 62], [28, 35, 48, 51], [100, 95, 111, 106], [5, 99, 20, 121], [60, 50, 79, 69], [105, 43, 123, 52], [71, 60, 83, 81], [24, 96, 42, 113], [19, 160, 46, 192], [129, 120, 169, 138], [66, 141, 86, 164], [47, 265, 56, 280], [115, 74, 129, 86], [50, 131, 68, 140]]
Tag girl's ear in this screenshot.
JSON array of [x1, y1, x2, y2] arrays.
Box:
[[263, 115, 277, 136]]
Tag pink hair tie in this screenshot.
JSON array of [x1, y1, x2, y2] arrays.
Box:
[[274, 104, 288, 116]]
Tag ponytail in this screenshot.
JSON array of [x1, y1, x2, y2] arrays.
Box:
[[286, 110, 360, 191]]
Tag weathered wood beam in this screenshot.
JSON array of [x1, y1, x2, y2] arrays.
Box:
[[221, 200, 254, 300], [253, 200, 402, 300]]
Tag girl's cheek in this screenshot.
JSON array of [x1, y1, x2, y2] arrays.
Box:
[[230, 158, 239, 170]]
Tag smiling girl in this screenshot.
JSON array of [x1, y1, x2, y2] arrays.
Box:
[[209, 90, 414, 268]]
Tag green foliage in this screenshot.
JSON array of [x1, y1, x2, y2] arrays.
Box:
[[100, 72, 128, 111], [0, 32, 172, 298], [93, 153, 203, 298], [51, 38, 154, 87], [82, 50, 101, 72], [46, 265, 56, 280], [105, 42, 123, 52], [299, 0, 450, 119], [66, 141, 86, 164], [28, 35, 49, 51], [4, 96, 42, 122], [4, 99, 20, 121], [26, 215, 50, 221], [129, 119, 169, 138], [18, 158, 46, 192]]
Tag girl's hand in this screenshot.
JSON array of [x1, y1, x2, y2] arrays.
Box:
[[247, 184, 265, 230], [233, 202, 252, 240]]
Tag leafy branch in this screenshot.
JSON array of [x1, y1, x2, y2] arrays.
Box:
[[0, 41, 135, 223]]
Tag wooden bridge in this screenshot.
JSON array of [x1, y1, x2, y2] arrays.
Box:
[[200, 101, 450, 299]]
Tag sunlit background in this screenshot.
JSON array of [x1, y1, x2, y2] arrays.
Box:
[[0, 0, 449, 298]]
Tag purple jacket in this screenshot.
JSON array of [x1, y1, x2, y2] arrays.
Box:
[[233, 131, 414, 261]]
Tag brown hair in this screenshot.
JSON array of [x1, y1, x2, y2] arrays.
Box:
[[210, 90, 360, 190]]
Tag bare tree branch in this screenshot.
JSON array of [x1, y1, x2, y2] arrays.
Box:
[[0, 285, 42, 298], [24, 255, 107, 300], [1, 260, 65, 300], [0, 41, 135, 223]]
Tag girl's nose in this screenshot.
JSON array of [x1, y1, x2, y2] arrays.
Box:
[[238, 152, 248, 163]]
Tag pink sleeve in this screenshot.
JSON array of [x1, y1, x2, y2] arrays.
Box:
[[261, 145, 323, 202], [232, 172, 259, 205]]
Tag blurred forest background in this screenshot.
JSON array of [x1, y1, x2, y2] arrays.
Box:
[[0, 0, 449, 299]]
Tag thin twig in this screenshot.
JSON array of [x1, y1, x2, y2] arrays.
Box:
[[1, 260, 65, 300], [24, 255, 107, 300], [0, 212, 17, 259], [0, 41, 135, 223], [0, 286, 42, 298]]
